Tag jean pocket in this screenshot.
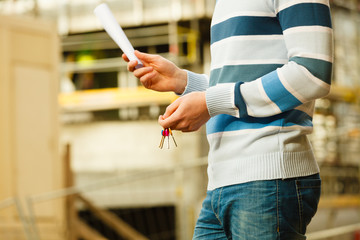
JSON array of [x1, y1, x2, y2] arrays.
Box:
[[295, 177, 321, 233]]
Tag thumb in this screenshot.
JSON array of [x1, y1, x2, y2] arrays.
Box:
[[158, 100, 180, 128], [163, 99, 181, 119], [134, 50, 158, 63]]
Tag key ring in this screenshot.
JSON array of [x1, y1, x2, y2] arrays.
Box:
[[159, 128, 177, 149]]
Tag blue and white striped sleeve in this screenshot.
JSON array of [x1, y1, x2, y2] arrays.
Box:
[[237, 0, 333, 118], [179, 70, 209, 96]]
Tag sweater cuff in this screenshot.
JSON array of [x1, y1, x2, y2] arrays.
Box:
[[235, 81, 249, 118], [205, 83, 239, 117], [179, 70, 209, 96]]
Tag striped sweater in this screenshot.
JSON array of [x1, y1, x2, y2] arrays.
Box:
[[182, 0, 333, 190]]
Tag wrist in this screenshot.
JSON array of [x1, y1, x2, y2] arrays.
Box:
[[174, 69, 188, 95]]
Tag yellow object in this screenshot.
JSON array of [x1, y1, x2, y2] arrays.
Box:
[[59, 87, 178, 112]]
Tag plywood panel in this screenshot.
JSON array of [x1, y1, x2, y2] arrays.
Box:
[[11, 31, 52, 66], [13, 64, 56, 217], [0, 14, 62, 231], [0, 24, 14, 202]]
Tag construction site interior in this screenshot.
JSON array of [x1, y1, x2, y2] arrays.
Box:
[[0, 0, 360, 239]]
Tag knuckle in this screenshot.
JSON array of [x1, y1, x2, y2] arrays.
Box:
[[141, 80, 150, 89], [178, 121, 188, 130], [154, 55, 162, 62], [134, 72, 141, 78]]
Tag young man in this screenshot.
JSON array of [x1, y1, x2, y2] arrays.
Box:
[[124, 0, 333, 239]]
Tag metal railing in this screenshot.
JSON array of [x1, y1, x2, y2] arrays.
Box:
[[0, 197, 33, 240], [23, 158, 208, 240]]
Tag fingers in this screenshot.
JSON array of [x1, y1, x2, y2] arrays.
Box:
[[129, 66, 155, 89], [158, 100, 181, 129], [122, 53, 129, 62], [158, 99, 199, 132], [159, 113, 197, 132], [127, 60, 139, 72], [126, 50, 178, 92], [158, 92, 210, 132], [158, 115, 178, 130], [163, 99, 180, 119], [125, 50, 159, 70], [133, 66, 153, 79], [124, 51, 153, 72]]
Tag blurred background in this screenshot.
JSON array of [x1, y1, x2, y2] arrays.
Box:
[[0, 0, 359, 240]]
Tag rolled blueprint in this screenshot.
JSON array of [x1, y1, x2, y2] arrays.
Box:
[[94, 3, 143, 69]]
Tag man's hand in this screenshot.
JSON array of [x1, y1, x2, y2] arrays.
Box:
[[123, 50, 187, 94], [158, 92, 210, 132]]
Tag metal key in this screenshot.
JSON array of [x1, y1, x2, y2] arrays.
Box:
[[169, 128, 177, 147], [159, 130, 165, 149]]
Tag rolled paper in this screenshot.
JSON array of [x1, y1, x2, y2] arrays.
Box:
[[94, 3, 143, 69]]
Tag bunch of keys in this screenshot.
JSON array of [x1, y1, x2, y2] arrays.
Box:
[[159, 128, 177, 149]]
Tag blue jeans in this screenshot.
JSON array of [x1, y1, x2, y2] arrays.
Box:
[[193, 174, 321, 240]]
